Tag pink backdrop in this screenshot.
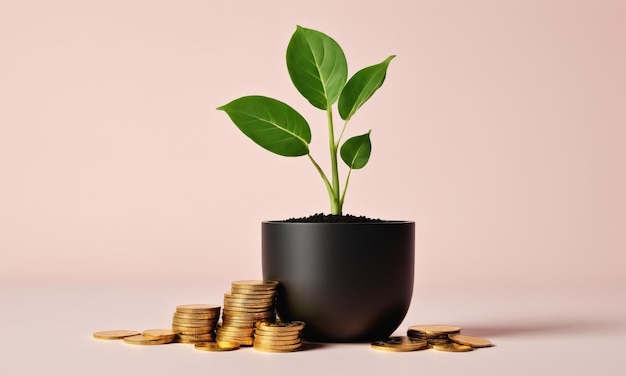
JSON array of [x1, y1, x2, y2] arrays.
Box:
[[1, 0, 625, 289]]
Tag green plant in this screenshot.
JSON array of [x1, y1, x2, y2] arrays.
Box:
[[217, 26, 394, 215]]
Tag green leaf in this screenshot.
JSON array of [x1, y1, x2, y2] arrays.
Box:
[[338, 55, 395, 121], [217, 96, 311, 157], [286, 26, 348, 110], [340, 131, 372, 169]]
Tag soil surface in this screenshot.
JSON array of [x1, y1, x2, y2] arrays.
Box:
[[282, 213, 385, 223]]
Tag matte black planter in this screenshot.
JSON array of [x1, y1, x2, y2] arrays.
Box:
[[262, 221, 415, 342]]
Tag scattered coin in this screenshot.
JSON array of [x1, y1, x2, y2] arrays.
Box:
[[432, 342, 474, 352], [93, 330, 141, 340], [371, 336, 429, 352], [123, 334, 172, 345], [449, 334, 493, 348], [405, 324, 494, 352]]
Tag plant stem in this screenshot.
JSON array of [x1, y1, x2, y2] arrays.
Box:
[[340, 168, 353, 208], [336, 119, 349, 147], [327, 107, 341, 215], [307, 153, 338, 213]]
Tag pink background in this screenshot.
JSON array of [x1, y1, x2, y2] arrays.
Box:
[[1, 0, 625, 289]]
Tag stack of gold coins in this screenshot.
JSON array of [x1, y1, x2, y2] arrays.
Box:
[[217, 280, 278, 346], [172, 304, 221, 344], [253, 321, 305, 352], [407, 325, 461, 345]]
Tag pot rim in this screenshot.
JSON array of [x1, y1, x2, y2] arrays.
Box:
[[262, 220, 414, 225]]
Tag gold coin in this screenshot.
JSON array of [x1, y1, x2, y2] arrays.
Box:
[[224, 300, 274, 307], [224, 301, 274, 309], [172, 321, 217, 328], [221, 320, 255, 327], [223, 306, 273, 313], [229, 289, 276, 297], [432, 342, 474, 352], [176, 304, 221, 314], [172, 316, 215, 323], [222, 312, 275, 320], [255, 321, 305, 331], [253, 337, 302, 346], [426, 338, 452, 345], [224, 293, 275, 301], [123, 334, 172, 345], [254, 331, 300, 340], [222, 305, 273, 312], [252, 346, 302, 353], [407, 325, 461, 335], [221, 323, 255, 330], [173, 312, 220, 320], [217, 328, 255, 336], [231, 280, 279, 290], [222, 308, 274, 315], [253, 342, 302, 352], [216, 335, 254, 346], [217, 331, 254, 339], [174, 337, 213, 344], [215, 334, 254, 346], [172, 325, 214, 335], [222, 321, 254, 330], [449, 334, 493, 348], [220, 318, 256, 325], [195, 341, 240, 351], [93, 330, 141, 340], [371, 336, 429, 352], [177, 333, 216, 341], [217, 332, 254, 339], [172, 318, 217, 328], [142, 329, 178, 340], [407, 330, 450, 338], [225, 292, 275, 299]]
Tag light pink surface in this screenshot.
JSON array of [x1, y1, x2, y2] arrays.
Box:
[[1, 0, 625, 288], [2, 282, 625, 375]]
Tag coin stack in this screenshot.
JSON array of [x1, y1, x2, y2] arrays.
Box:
[[217, 280, 278, 346], [172, 304, 221, 344], [253, 321, 305, 352]]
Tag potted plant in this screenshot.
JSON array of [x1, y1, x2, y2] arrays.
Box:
[[217, 26, 414, 342]]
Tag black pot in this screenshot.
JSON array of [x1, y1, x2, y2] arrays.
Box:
[[262, 221, 415, 342]]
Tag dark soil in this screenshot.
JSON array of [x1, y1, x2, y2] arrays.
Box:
[[282, 213, 386, 223]]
